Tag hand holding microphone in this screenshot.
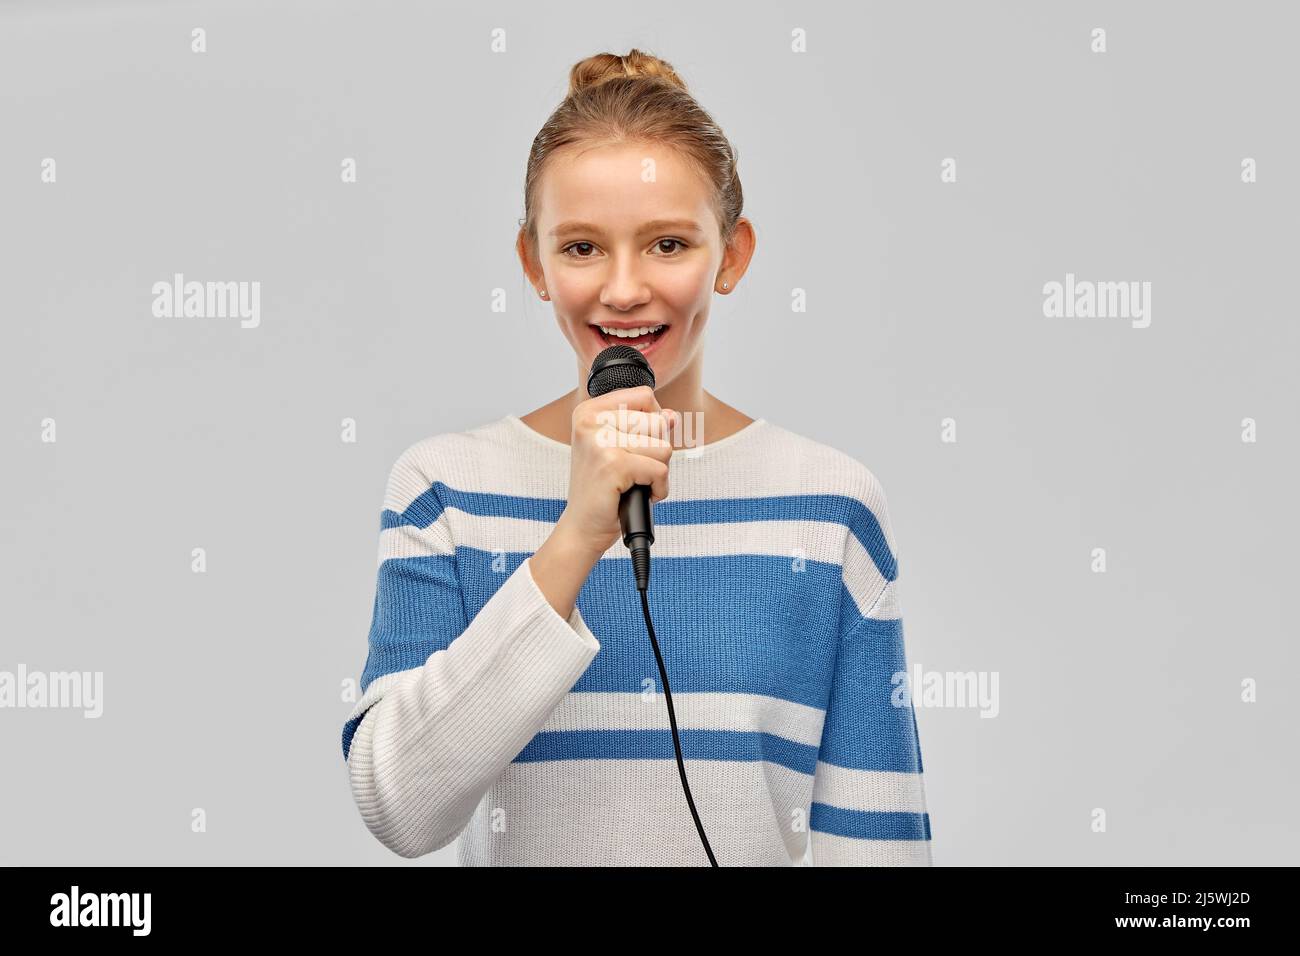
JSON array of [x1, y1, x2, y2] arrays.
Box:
[[578, 346, 675, 590], [530, 347, 675, 618], [555, 382, 676, 562]]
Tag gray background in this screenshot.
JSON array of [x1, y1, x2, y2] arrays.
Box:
[[2, 0, 1296, 865]]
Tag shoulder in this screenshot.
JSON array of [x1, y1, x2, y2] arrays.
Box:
[[758, 420, 901, 576], [381, 417, 517, 511], [757, 420, 893, 512], [387, 422, 500, 478]]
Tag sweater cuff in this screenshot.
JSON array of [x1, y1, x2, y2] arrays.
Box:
[[520, 554, 600, 653]]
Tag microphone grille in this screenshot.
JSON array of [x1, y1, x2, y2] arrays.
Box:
[[586, 344, 656, 398]]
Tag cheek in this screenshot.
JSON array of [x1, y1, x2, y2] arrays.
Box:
[[658, 265, 713, 311], [547, 274, 585, 304]]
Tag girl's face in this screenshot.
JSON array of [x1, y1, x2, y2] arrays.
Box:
[[522, 141, 732, 387]]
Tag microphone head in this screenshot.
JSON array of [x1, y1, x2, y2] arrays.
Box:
[[586, 344, 656, 398]]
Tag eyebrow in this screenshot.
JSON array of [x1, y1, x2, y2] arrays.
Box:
[[548, 218, 704, 237]]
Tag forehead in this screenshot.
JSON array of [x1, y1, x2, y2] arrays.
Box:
[[536, 141, 716, 233]]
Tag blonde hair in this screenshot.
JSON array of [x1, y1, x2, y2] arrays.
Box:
[[521, 49, 744, 253]]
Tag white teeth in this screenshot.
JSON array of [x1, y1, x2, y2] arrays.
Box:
[[598, 324, 665, 338]]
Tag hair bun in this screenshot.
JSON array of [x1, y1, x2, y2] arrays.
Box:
[[568, 49, 688, 96]]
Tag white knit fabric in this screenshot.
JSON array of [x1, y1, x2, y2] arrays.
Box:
[[343, 413, 933, 866]]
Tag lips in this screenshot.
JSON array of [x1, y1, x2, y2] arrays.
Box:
[[589, 323, 670, 358]]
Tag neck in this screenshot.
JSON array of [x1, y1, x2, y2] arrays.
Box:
[[521, 352, 753, 448]]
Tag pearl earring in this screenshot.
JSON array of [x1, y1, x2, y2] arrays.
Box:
[[721, 281, 729, 290], [540, 289, 547, 298]]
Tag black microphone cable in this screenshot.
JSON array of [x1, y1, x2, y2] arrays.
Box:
[[638, 580, 717, 867]]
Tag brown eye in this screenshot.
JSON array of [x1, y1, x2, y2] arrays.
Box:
[[562, 242, 596, 258], [655, 239, 686, 254]]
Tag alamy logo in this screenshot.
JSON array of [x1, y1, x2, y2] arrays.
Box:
[[1042, 272, 1151, 328], [50, 885, 151, 936], [151, 272, 261, 328], [892, 663, 1000, 718], [0, 664, 103, 717]]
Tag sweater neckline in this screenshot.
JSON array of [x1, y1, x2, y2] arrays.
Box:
[[503, 412, 768, 459]]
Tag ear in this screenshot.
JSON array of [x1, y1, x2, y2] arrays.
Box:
[[718, 217, 757, 289], [516, 227, 543, 287]]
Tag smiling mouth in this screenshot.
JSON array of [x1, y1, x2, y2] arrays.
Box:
[[590, 323, 669, 351]]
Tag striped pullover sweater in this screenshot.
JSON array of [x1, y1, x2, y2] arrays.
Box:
[[342, 413, 933, 866]]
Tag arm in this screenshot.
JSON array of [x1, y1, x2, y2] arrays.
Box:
[[342, 443, 602, 859], [809, 477, 933, 865]]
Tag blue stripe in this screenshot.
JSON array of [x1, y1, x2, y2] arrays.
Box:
[[359, 554, 467, 690], [516, 728, 818, 775], [342, 712, 365, 762], [457, 549, 841, 710], [344, 548, 848, 761], [345, 549, 919, 768], [912, 706, 925, 775], [810, 803, 931, 841], [381, 482, 896, 582], [381, 483, 559, 530], [817, 616, 921, 772], [357, 549, 851, 703]]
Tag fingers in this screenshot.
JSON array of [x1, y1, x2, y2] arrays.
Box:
[[597, 408, 674, 443], [591, 384, 659, 414], [576, 388, 676, 450], [590, 425, 673, 468], [622, 454, 671, 503], [574, 385, 675, 504]]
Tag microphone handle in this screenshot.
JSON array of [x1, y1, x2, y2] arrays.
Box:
[[618, 484, 654, 591]]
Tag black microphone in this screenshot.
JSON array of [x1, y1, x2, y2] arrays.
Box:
[[586, 344, 656, 591]]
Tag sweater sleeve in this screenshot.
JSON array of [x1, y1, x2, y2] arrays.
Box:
[[809, 475, 934, 866], [341, 443, 602, 859]]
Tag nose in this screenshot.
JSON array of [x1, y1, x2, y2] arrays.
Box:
[[598, 256, 652, 312]]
